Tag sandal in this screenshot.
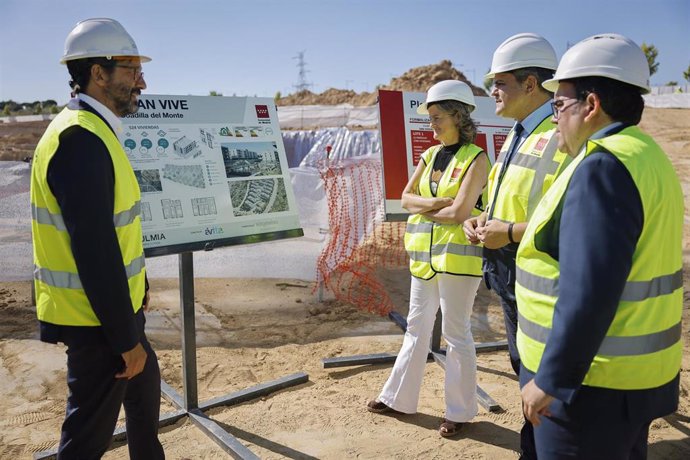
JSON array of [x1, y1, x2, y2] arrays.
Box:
[[367, 399, 402, 414], [439, 418, 463, 437]]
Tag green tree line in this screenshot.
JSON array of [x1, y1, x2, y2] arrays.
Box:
[[1, 99, 61, 116]]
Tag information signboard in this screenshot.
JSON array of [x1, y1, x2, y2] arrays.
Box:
[[120, 95, 302, 256], [378, 89, 513, 219]]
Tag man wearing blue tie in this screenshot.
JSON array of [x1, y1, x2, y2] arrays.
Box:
[[463, 33, 571, 460]]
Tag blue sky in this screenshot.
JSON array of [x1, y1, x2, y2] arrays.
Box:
[[2, 0, 688, 105]]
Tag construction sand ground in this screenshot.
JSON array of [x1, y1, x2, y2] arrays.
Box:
[[1, 108, 689, 459]]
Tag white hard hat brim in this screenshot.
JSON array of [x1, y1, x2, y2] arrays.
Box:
[[417, 103, 430, 115], [485, 63, 557, 80], [60, 53, 152, 65], [61, 18, 151, 65], [542, 68, 651, 94], [542, 34, 651, 94], [417, 101, 476, 114], [486, 33, 557, 80], [542, 77, 559, 93], [418, 80, 477, 114]]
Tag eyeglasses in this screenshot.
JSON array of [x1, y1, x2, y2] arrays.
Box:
[[550, 98, 580, 119], [112, 63, 144, 82]]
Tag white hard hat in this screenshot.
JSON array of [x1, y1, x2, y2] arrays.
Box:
[[417, 80, 476, 114], [485, 33, 557, 79], [542, 33, 650, 94], [61, 18, 151, 64]]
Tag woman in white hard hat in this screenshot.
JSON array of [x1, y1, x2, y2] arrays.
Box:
[[368, 80, 488, 437]]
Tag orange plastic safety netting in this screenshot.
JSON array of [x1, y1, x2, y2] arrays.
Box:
[[315, 157, 409, 315]]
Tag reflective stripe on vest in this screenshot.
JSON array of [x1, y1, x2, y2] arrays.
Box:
[[516, 266, 683, 302], [31, 106, 146, 326], [487, 116, 571, 222], [404, 143, 486, 279], [32, 201, 142, 231], [34, 254, 146, 290], [518, 311, 681, 357], [515, 125, 683, 390], [406, 221, 433, 235], [407, 242, 484, 264]]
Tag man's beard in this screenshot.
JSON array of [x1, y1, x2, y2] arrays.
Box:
[[105, 82, 139, 117]]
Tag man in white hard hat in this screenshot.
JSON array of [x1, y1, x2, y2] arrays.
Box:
[[30, 18, 164, 459], [517, 33, 682, 457], [463, 32, 571, 459]]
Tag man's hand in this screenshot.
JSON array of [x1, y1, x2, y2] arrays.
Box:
[[463, 213, 487, 244], [521, 378, 554, 426], [116, 342, 147, 379], [476, 219, 511, 249]]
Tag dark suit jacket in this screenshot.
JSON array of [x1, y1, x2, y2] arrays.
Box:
[[520, 130, 679, 422], [39, 99, 142, 354]]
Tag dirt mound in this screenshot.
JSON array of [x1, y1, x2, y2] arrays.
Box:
[[0, 120, 49, 161], [278, 88, 373, 107], [277, 60, 486, 106], [384, 59, 486, 96]]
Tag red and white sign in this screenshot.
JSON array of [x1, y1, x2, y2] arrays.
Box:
[[378, 89, 512, 218], [410, 130, 435, 165]]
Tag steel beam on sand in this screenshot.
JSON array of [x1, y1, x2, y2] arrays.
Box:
[[321, 309, 507, 413], [34, 252, 309, 460]]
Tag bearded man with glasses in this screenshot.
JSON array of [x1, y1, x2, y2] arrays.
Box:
[[30, 18, 164, 459]]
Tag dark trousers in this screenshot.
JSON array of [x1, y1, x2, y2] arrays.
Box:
[[531, 383, 650, 460], [498, 294, 521, 376], [57, 311, 164, 460], [485, 271, 536, 460]]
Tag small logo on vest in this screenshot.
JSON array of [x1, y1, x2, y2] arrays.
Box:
[[535, 137, 548, 151], [450, 167, 463, 181], [526, 137, 550, 158], [529, 137, 550, 157]]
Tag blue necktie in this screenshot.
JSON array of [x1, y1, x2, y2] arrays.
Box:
[[503, 123, 524, 167], [488, 123, 524, 219]]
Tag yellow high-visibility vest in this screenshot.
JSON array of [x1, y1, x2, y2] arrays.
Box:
[[487, 116, 571, 223], [31, 107, 146, 326], [516, 126, 683, 390], [405, 143, 486, 279]]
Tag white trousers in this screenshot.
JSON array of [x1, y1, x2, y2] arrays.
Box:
[[378, 273, 480, 422]]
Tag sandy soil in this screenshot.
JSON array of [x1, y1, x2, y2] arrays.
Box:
[[1, 108, 690, 459], [0, 120, 48, 162]]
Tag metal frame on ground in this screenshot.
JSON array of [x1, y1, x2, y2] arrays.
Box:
[[322, 309, 509, 413]]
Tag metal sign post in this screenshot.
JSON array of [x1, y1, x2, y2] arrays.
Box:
[[157, 252, 309, 459], [179, 251, 199, 409], [34, 94, 312, 459]]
